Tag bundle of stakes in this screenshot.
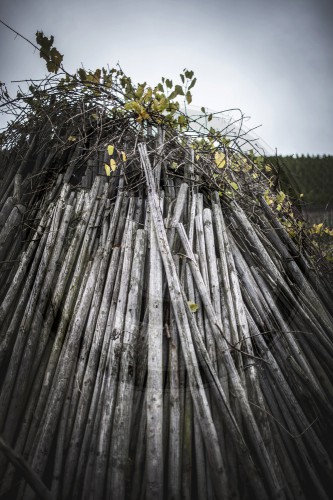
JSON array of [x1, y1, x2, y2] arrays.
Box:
[[0, 61, 332, 500]]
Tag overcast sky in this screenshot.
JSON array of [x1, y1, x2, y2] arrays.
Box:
[[1, 0, 332, 155]]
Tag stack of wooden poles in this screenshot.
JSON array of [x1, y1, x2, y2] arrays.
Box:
[[0, 138, 332, 500]]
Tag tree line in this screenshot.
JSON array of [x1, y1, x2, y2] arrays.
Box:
[[268, 154, 333, 208]]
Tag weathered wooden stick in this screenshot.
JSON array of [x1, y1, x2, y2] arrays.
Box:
[[167, 272, 181, 500], [109, 229, 147, 499], [51, 366, 75, 500], [0, 208, 50, 323], [146, 215, 164, 500], [211, 202, 239, 347], [0, 435, 53, 500], [130, 394, 147, 500], [0, 204, 26, 263], [167, 182, 188, 250], [195, 207, 218, 372], [181, 381, 193, 500]]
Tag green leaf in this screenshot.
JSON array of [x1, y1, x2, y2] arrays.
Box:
[[188, 77, 197, 90], [184, 70, 194, 80], [201, 107, 206, 113], [135, 82, 146, 99], [180, 74, 185, 84], [46, 60, 57, 73], [78, 68, 87, 81], [49, 47, 63, 73], [142, 87, 153, 103], [124, 101, 142, 114], [186, 91, 192, 105], [36, 31, 54, 60], [178, 115, 187, 127], [187, 301, 199, 312], [168, 85, 184, 100], [174, 84, 184, 96], [157, 96, 168, 112], [36, 32, 63, 73], [208, 114, 213, 121], [86, 69, 101, 84], [165, 79, 173, 89]]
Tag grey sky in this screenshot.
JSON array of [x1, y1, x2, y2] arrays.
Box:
[[1, 0, 332, 154]]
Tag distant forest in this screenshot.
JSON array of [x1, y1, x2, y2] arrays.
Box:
[[267, 155, 333, 207]]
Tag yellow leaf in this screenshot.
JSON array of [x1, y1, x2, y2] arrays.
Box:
[[110, 159, 117, 172], [276, 203, 282, 211], [252, 173, 258, 179], [139, 106, 150, 121], [214, 151, 226, 168], [68, 136, 76, 142], [276, 191, 286, 204], [264, 192, 274, 205], [230, 181, 238, 191], [121, 151, 127, 162], [299, 193, 304, 198], [195, 154, 200, 161], [107, 145, 114, 156], [104, 163, 111, 176], [265, 165, 272, 172], [312, 223, 323, 234], [187, 301, 199, 313], [287, 228, 296, 238]]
